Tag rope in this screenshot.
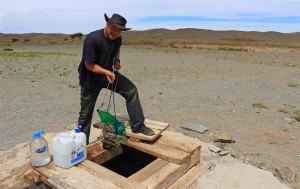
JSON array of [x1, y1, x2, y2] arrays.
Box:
[[94, 67, 121, 145], [99, 66, 119, 112], [98, 82, 109, 112], [106, 69, 119, 113], [103, 69, 121, 137]]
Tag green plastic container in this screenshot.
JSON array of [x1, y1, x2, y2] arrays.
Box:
[[99, 111, 125, 135]]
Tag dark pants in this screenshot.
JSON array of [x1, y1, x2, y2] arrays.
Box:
[[78, 72, 145, 144]]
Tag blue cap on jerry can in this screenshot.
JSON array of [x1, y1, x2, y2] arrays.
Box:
[[75, 126, 81, 133]]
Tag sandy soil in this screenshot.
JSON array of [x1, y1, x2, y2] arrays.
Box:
[[0, 44, 299, 187]]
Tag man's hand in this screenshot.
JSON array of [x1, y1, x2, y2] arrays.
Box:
[[113, 61, 121, 70], [105, 70, 115, 84], [84, 61, 116, 83]]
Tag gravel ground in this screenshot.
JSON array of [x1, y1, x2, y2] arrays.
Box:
[[0, 44, 299, 185]]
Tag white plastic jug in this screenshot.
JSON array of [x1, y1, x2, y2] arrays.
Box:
[[52, 126, 87, 169]]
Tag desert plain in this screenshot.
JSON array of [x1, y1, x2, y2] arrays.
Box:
[[0, 29, 299, 188]]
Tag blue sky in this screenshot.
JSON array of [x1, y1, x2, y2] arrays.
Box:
[[0, 0, 299, 34]]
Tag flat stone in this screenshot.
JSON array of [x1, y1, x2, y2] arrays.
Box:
[[213, 142, 225, 149], [208, 144, 222, 153], [214, 133, 235, 143], [219, 150, 230, 156], [181, 123, 208, 133], [275, 166, 296, 183]]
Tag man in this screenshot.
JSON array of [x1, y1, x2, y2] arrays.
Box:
[[78, 13, 154, 144]]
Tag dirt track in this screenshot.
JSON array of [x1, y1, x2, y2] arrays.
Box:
[[0, 44, 299, 186]]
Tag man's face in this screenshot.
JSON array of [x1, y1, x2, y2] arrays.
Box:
[[106, 22, 122, 41]]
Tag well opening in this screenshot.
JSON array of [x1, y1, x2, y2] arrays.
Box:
[[100, 147, 157, 177]]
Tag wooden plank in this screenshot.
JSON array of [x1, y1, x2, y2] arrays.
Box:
[[128, 158, 169, 183], [145, 119, 170, 127], [123, 120, 169, 131], [144, 123, 168, 131], [129, 137, 141, 142], [93, 121, 166, 141], [157, 132, 201, 154], [79, 160, 147, 189], [167, 162, 213, 189], [140, 150, 200, 189], [93, 117, 170, 141], [124, 127, 162, 141], [87, 142, 106, 159], [39, 175, 66, 189], [33, 162, 122, 189], [161, 131, 202, 147], [127, 140, 191, 165], [123, 119, 165, 141], [24, 169, 40, 184]]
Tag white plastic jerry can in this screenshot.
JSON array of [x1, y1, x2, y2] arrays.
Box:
[[52, 126, 87, 169]]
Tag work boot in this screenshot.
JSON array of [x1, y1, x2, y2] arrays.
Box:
[[133, 125, 155, 136]]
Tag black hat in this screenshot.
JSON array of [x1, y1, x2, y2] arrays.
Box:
[[104, 13, 132, 31]]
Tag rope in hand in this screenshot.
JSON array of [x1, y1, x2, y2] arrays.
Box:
[[91, 67, 120, 144]]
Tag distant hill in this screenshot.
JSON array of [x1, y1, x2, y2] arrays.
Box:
[[123, 28, 300, 44], [0, 33, 70, 44], [0, 29, 299, 47]]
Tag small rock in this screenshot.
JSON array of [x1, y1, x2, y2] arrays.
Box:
[[219, 150, 230, 156], [275, 166, 296, 183], [208, 144, 222, 153], [213, 142, 224, 149], [181, 123, 208, 134], [214, 133, 235, 143]]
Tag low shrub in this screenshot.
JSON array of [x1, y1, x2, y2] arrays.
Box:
[[3, 48, 13, 51], [252, 103, 268, 109]]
